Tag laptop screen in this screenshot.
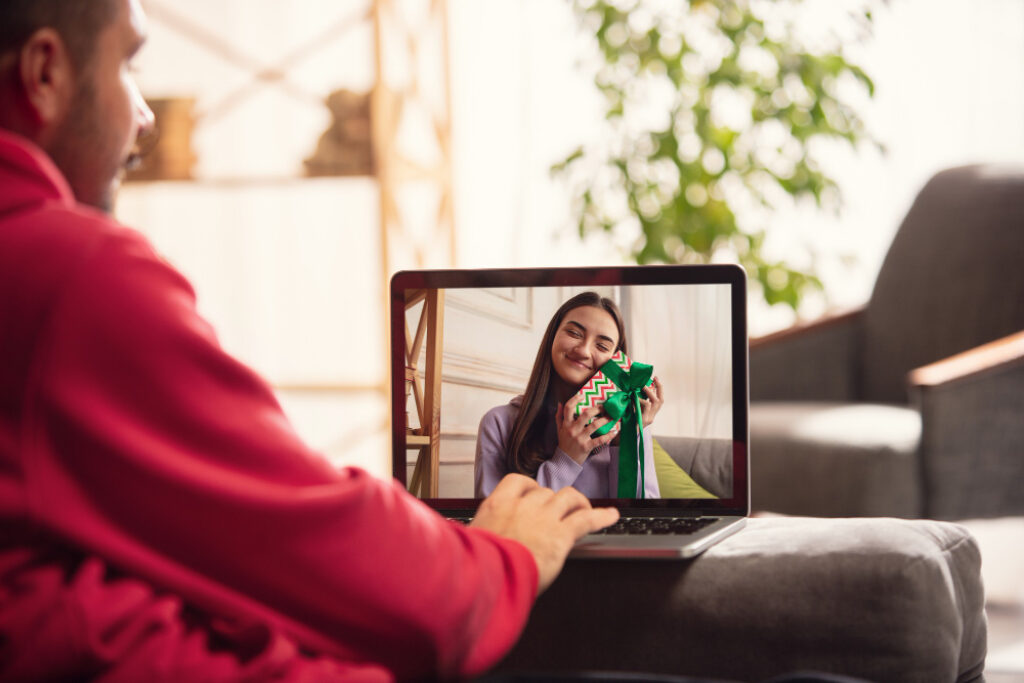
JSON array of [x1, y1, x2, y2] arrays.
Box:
[[390, 265, 748, 515]]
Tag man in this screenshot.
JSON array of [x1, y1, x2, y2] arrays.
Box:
[[0, 0, 618, 679]]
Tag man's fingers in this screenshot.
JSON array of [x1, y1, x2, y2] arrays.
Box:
[[589, 506, 621, 531], [547, 486, 594, 520], [566, 506, 620, 538], [486, 473, 539, 504]]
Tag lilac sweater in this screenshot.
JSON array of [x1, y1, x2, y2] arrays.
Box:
[[474, 397, 660, 499]]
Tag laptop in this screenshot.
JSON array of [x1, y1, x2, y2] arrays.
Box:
[[390, 264, 748, 558]]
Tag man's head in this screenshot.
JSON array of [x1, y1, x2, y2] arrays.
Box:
[[0, 0, 154, 212]]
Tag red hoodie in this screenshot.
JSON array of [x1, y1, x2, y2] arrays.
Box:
[[0, 129, 536, 681]]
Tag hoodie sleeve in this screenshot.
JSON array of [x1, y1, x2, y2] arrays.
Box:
[[21, 227, 537, 680]]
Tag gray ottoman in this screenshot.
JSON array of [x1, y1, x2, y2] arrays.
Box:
[[499, 517, 986, 683]]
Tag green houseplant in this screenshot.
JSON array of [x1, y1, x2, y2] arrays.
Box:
[[555, 0, 880, 310]]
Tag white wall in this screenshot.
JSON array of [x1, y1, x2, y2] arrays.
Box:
[[120, 1, 389, 476], [117, 0, 1024, 478]]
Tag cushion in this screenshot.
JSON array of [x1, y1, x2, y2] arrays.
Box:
[[654, 436, 733, 499], [652, 438, 715, 499], [749, 402, 922, 517], [500, 517, 986, 683]]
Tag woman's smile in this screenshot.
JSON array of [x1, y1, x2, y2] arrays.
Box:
[[567, 356, 592, 371]]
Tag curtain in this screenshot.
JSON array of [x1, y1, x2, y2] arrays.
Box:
[[626, 284, 732, 440]]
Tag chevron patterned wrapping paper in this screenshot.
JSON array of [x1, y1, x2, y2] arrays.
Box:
[[573, 350, 635, 419]]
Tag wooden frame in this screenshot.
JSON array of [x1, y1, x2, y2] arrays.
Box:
[[405, 289, 445, 497]]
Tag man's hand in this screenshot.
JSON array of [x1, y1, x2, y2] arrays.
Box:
[[470, 475, 619, 595]]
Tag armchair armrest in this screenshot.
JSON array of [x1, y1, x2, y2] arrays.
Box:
[[910, 330, 1024, 519], [910, 330, 1024, 387], [750, 307, 864, 402]]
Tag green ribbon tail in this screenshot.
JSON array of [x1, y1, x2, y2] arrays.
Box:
[[616, 411, 638, 498], [615, 394, 646, 498], [635, 392, 645, 499]]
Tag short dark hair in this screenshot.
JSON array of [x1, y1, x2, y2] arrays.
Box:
[[0, 0, 119, 70]]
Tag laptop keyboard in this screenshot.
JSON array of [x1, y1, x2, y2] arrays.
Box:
[[448, 516, 717, 535], [595, 517, 718, 535]]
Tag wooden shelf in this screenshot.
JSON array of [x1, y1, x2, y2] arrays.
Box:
[[405, 289, 445, 497]]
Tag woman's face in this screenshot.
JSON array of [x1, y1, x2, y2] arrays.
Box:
[[550, 305, 620, 389]]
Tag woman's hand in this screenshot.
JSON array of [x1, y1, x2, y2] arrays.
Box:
[[555, 399, 618, 465], [639, 376, 664, 428]]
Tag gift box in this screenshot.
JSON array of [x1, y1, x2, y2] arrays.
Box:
[[573, 350, 651, 422], [572, 350, 655, 498]]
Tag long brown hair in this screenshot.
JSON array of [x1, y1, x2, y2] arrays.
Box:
[[506, 291, 627, 477]]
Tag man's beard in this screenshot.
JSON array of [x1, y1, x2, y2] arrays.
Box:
[[46, 78, 123, 214]]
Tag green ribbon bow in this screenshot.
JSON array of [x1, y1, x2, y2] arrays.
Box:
[[589, 359, 654, 498]]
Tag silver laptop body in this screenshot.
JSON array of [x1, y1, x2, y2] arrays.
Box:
[[390, 264, 749, 559]]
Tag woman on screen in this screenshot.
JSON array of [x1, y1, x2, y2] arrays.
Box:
[[474, 291, 663, 499]]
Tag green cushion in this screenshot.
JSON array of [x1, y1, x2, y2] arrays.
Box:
[[652, 438, 717, 499]]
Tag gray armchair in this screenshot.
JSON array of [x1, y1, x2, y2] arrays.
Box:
[[750, 164, 1024, 520]]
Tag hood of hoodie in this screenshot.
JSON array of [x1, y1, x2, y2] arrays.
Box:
[[0, 129, 76, 217]]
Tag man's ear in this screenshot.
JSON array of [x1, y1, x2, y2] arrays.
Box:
[[18, 27, 75, 129]]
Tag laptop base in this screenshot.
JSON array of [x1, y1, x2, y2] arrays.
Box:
[[570, 517, 746, 559]]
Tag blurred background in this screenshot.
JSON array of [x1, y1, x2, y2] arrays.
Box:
[[118, 0, 1024, 478]]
